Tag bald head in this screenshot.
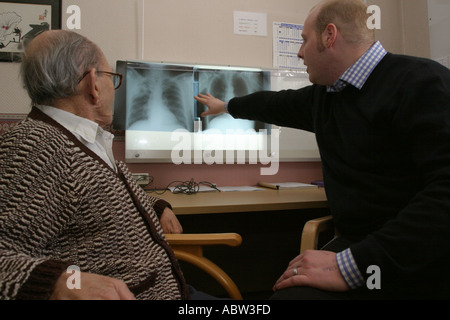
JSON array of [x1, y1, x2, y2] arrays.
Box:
[[24, 29, 61, 53], [312, 0, 375, 46]]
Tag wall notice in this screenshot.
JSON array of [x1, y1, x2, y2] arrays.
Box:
[[273, 22, 305, 70], [234, 11, 267, 37]]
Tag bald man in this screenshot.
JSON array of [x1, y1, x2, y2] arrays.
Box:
[[196, 0, 450, 299]]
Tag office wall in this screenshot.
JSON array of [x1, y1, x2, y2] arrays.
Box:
[[428, 0, 450, 66], [1, 0, 431, 113], [0, 0, 431, 187]]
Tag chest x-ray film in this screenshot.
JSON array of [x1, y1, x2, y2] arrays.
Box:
[[115, 61, 270, 133], [124, 63, 195, 132]]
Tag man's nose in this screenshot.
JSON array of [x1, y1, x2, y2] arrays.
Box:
[[297, 44, 304, 60]]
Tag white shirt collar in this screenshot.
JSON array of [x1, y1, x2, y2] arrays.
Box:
[[36, 105, 99, 144], [35, 105, 117, 171]]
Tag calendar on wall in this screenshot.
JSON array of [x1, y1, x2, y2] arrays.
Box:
[[272, 22, 305, 70]]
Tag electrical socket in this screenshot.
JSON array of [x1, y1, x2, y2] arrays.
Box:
[[131, 173, 150, 185]]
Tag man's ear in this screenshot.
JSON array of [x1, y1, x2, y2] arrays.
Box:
[[323, 23, 338, 48], [86, 68, 100, 105]]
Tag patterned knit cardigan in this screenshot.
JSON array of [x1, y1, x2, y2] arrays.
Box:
[[0, 108, 188, 300]]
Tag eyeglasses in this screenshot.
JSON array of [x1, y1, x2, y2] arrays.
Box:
[[78, 70, 123, 90]]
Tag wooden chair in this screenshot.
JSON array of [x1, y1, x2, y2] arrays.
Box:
[[300, 215, 334, 253], [165, 233, 243, 300], [166, 215, 333, 299]]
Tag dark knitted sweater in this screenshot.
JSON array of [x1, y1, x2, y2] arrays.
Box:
[[229, 53, 450, 296], [0, 108, 188, 300]]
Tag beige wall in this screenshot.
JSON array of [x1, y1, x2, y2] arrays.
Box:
[[400, 0, 431, 58], [0, 0, 431, 114], [428, 0, 450, 61]]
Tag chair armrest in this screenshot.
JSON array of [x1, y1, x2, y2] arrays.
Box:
[[300, 215, 333, 253], [165, 233, 242, 247], [164, 233, 244, 299]]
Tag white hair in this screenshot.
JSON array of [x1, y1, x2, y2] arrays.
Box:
[[20, 30, 103, 105]]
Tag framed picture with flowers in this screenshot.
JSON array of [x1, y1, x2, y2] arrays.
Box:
[[0, 0, 61, 61]]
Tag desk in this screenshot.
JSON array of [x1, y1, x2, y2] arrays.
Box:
[[157, 188, 328, 215]]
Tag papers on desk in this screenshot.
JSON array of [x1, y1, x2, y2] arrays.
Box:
[[258, 181, 318, 190], [168, 185, 265, 193], [218, 186, 265, 192]]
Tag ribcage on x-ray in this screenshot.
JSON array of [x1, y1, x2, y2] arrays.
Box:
[[209, 73, 251, 101], [199, 71, 265, 132], [126, 68, 194, 132], [125, 66, 267, 133]]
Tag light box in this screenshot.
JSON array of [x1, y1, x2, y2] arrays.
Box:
[[113, 61, 319, 164]]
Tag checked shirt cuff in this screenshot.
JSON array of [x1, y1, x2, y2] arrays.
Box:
[[336, 248, 365, 289]]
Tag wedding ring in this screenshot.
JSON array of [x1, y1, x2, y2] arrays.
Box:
[[293, 267, 298, 276]]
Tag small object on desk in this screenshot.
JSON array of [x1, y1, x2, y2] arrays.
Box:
[[257, 181, 318, 190], [169, 185, 219, 193], [310, 180, 324, 187]]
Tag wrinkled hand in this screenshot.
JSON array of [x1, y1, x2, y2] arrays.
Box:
[[50, 272, 136, 300], [194, 93, 227, 117], [160, 207, 183, 234], [273, 250, 349, 292]]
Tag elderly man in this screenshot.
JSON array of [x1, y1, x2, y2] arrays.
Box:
[[196, 0, 450, 299], [0, 30, 187, 300]]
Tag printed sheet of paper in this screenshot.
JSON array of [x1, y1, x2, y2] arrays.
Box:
[[234, 11, 267, 36], [273, 22, 305, 70]]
